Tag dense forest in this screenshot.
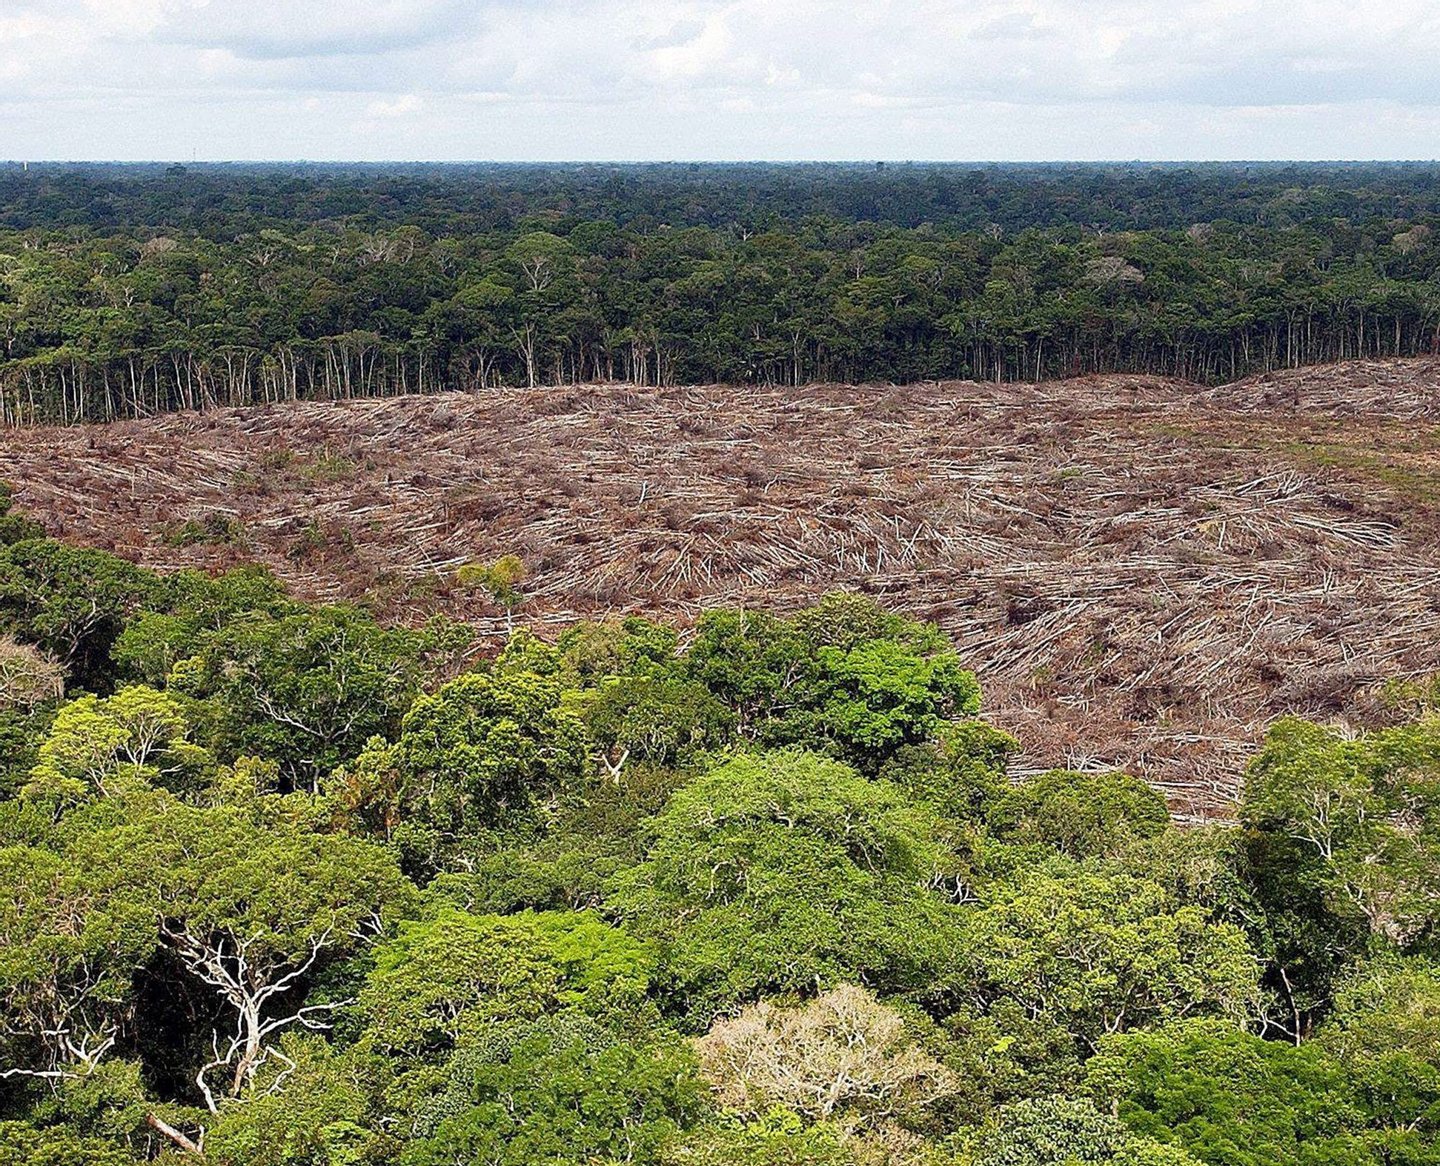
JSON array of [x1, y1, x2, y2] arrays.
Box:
[[4, 163, 1440, 422], [0, 482, 1438, 1166]]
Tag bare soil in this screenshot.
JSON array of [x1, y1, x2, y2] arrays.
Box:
[[9, 358, 1440, 818]]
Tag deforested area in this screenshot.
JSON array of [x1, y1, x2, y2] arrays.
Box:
[[6, 361, 1440, 815]]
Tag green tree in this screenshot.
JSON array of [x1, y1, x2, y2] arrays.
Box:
[[581, 674, 736, 777], [403, 1014, 703, 1166], [201, 1033, 397, 1166], [110, 565, 292, 686], [0, 842, 153, 1081], [987, 769, 1171, 859], [0, 541, 157, 690], [457, 554, 527, 633], [683, 595, 980, 772], [358, 908, 651, 1057], [0, 1122, 139, 1166], [1317, 960, 1440, 1160], [879, 719, 1018, 823], [662, 1109, 857, 1166], [952, 869, 1260, 1050], [169, 605, 430, 791], [608, 750, 968, 1022], [332, 666, 588, 869], [88, 793, 417, 1113], [1242, 716, 1440, 947], [805, 637, 980, 769], [0, 483, 44, 547], [428, 761, 688, 916], [965, 1095, 1202, 1166], [23, 685, 212, 809], [1084, 1020, 1377, 1166], [555, 616, 681, 684]]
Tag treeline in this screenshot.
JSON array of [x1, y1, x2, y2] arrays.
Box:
[[3, 164, 1440, 423], [10, 162, 1440, 235], [1, 487, 1439, 1165]]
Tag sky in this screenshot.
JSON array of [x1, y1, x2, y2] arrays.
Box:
[[2, 0, 1438, 162]]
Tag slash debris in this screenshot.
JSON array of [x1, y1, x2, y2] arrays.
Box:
[[8, 358, 1440, 817]]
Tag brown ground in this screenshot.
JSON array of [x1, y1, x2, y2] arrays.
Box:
[[8, 358, 1440, 818]]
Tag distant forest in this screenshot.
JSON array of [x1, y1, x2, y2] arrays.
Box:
[[4, 162, 1440, 423]]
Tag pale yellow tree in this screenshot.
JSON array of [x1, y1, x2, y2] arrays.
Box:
[[0, 636, 63, 711], [694, 984, 958, 1133]]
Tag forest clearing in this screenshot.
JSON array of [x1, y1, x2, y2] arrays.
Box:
[[6, 356, 1440, 816]]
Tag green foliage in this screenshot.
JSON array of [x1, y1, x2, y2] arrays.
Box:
[[168, 604, 432, 789], [965, 1095, 1201, 1165], [664, 1109, 857, 1166], [1085, 1021, 1382, 1166], [1112, 826, 1256, 920], [935, 1000, 1087, 1124], [684, 595, 980, 771], [0, 1122, 139, 1166], [952, 869, 1260, 1049], [810, 637, 980, 767], [988, 769, 1171, 859], [681, 608, 809, 733], [0, 711, 49, 799], [22, 789, 419, 1108], [492, 626, 563, 675], [880, 719, 1018, 823], [0, 842, 155, 1080], [1375, 673, 1440, 719], [0, 532, 1435, 1166], [101, 793, 417, 969], [402, 1014, 704, 1166], [162, 511, 246, 548], [0, 540, 157, 690], [545, 615, 737, 775], [24, 685, 212, 808], [1317, 960, 1440, 1159], [396, 667, 588, 826], [582, 674, 736, 771], [359, 908, 651, 1056], [333, 665, 588, 870], [0, 483, 44, 547], [555, 616, 681, 683], [202, 1034, 396, 1166], [1242, 716, 1440, 947], [9, 164, 1440, 423], [1241, 835, 1370, 1039], [110, 566, 292, 685], [296, 450, 358, 485], [25, 1059, 151, 1144], [609, 750, 968, 1021], [457, 554, 526, 627], [430, 762, 688, 915]]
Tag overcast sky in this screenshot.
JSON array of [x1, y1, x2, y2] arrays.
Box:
[[3, 0, 1438, 162]]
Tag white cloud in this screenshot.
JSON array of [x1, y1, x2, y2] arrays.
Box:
[[158, 0, 476, 58], [0, 0, 1438, 159], [366, 93, 425, 117]]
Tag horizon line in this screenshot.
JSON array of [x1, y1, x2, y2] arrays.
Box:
[[7, 158, 1440, 167]]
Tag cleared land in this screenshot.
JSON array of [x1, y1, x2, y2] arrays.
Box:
[[7, 358, 1440, 817]]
